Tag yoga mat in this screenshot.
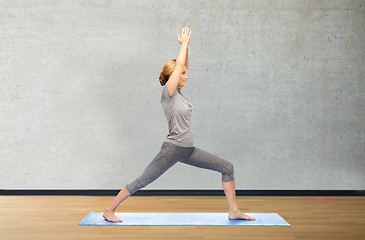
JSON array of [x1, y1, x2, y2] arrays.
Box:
[[79, 212, 290, 226]]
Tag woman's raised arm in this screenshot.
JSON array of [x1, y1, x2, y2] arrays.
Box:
[[178, 29, 189, 71], [166, 27, 191, 96]]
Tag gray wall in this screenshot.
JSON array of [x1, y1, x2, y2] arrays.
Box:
[[1, 0, 364, 190]]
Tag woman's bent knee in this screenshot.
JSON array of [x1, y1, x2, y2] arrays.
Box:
[[222, 162, 235, 182], [225, 161, 234, 175]]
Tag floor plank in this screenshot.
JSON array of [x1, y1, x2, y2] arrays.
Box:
[[0, 196, 364, 239]]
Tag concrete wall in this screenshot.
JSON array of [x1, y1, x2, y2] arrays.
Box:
[[0, 0, 364, 190]]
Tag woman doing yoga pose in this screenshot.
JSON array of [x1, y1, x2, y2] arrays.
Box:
[[103, 26, 255, 222]]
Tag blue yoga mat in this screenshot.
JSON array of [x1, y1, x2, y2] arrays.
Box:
[[79, 212, 290, 226]]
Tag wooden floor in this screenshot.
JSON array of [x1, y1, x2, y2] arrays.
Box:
[[0, 196, 364, 239]]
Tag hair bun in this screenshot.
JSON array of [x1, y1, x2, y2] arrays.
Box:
[[159, 59, 175, 86], [159, 72, 169, 86]]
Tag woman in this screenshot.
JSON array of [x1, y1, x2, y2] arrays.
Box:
[[103, 26, 255, 222]]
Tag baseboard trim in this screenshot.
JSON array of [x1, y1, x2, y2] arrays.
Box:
[[0, 190, 364, 196]]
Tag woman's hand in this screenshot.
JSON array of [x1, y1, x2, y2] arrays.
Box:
[[178, 26, 191, 45]]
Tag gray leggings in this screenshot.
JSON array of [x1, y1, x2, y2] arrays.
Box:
[[125, 142, 235, 195]]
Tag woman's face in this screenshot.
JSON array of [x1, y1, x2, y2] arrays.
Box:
[[178, 66, 188, 89]]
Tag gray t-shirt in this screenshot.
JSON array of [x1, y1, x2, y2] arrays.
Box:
[[160, 85, 193, 147]]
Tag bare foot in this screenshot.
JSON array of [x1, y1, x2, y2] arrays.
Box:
[[228, 210, 256, 221], [103, 209, 122, 222]]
